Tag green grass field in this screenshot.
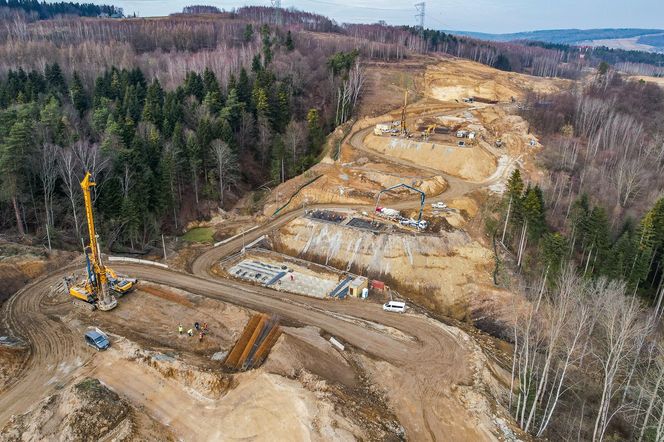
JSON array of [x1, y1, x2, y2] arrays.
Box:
[[181, 227, 214, 243]]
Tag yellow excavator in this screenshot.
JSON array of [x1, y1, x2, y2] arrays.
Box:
[[422, 124, 437, 141], [66, 172, 136, 311]]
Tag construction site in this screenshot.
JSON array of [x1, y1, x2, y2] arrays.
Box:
[[0, 55, 564, 441]]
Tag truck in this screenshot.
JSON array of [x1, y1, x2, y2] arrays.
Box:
[[376, 207, 400, 218], [374, 124, 390, 136]]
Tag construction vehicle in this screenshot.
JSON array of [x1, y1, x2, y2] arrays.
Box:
[[400, 90, 408, 136], [66, 172, 136, 311], [375, 183, 427, 229], [422, 124, 436, 141]]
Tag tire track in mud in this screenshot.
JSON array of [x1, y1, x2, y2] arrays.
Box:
[[0, 272, 88, 425]]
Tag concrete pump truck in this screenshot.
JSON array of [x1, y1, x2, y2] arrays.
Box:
[[66, 172, 136, 311]]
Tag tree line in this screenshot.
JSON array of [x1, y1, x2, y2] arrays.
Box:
[[492, 165, 664, 441], [0, 0, 122, 19], [0, 25, 363, 252], [487, 69, 664, 441]]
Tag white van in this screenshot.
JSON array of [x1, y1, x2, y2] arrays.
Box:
[[383, 301, 406, 313]]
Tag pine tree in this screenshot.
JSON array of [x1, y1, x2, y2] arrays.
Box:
[[285, 30, 294, 51], [608, 224, 637, 281], [220, 89, 244, 129], [522, 185, 546, 241], [243, 24, 254, 42], [162, 90, 183, 136], [262, 42, 273, 66], [251, 54, 262, 73], [506, 169, 524, 200], [26, 70, 46, 101], [306, 108, 323, 155], [184, 72, 205, 101], [540, 232, 568, 282], [186, 132, 202, 204], [69, 72, 88, 117], [142, 79, 164, 128], [40, 96, 66, 144], [237, 68, 251, 105], [227, 74, 237, 93], [203, 91, 223, 114], [270, 135, 291, 183], [45, 63, 67, 95], [582, 206, 611, 276], [252, 86, 269, 115], [123, 84, 142, 123], [0, 111, 35, 235], [202, 67, 220, 96]]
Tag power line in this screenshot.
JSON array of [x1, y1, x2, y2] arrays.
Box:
[[414, 2, 425, 32], [287, 0, 411, 12], [271, 0, 282, 24]]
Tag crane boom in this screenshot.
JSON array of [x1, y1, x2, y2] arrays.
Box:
[[80, 172, 115, 311], [400, 90, 408, 135]]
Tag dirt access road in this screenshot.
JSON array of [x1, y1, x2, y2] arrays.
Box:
[[0, 100, 515, 441]]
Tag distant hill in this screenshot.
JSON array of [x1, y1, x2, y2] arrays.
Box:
[[449, 28, 664, 52]]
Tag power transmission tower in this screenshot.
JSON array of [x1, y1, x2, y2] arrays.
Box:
[[414, 2, 425, 34], [271, 0, 282, 25]]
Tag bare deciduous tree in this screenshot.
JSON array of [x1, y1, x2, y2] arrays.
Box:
[[57, 147, 81, 237], [39, 143, 58, 250], [591, 280, 646, 442], [284, 120, 306, 169], [211, 140, 238, 206]]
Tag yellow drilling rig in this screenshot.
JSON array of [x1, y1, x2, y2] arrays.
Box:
[[66, 172, 136, 311], [400, 90, 408, 136]]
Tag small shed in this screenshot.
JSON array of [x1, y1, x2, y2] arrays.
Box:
[[349, 276, 369, 298]]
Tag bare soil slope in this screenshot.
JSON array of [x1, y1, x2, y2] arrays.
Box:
[[1, 377, 174, 441], [425, 58, 570, 102]]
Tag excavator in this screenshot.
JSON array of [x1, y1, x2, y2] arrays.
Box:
[[66, 172, 136, 311], [422, 124, 437, 141]]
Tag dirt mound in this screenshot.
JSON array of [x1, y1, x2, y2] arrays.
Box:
[[1, 378, 131, 441], [0, 346, 27, 394], [425, 58, 570, 102], [262, 161, 447, 216], [363, 132, 496, 181], [265, 326, 358, 388], [273, 217, 496, 318], [0, 240, 76, 304]]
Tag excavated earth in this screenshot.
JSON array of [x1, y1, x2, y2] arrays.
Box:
[[0, 55, 566, 441]]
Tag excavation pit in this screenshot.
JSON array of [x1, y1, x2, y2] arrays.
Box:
[[224, 249, 365, 300]]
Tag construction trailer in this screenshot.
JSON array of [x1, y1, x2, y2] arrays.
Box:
[[348, 276, 368, 298], [66, 172, 136, 311]]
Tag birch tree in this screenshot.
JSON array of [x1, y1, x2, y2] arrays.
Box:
[[57, 146, 81, 237], [511, 268, 589, 436], [211, 139, 237, 206], [39, 143, 58, 250], [591, 280, 646, 442]]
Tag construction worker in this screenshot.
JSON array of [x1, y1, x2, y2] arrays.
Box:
[[178, 324, 183, 335], [187, 328, 193, 336]]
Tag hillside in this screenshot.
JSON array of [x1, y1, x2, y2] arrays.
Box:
[[451, 28, 664, 52]]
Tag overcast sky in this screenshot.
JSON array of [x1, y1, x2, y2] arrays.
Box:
[[97, 0, 664, 34]]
